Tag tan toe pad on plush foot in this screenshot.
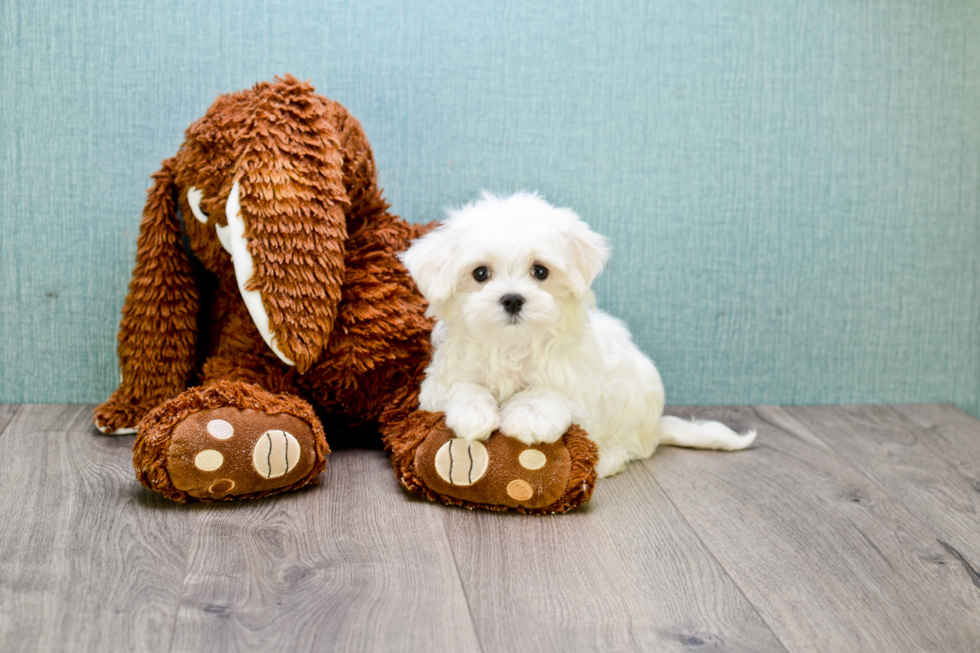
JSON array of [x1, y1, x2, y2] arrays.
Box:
[[168, 408, 317, 500], [414, 430, 574, 510]]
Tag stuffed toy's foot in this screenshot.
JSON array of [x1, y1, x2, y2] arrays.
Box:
[[133, 382, 329, 503], [387, 411, 599, 514]]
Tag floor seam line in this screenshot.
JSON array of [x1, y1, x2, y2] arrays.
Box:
[[771, 405, 980, 586], [166, 509, 199, 653], [0, 404, 24, 439], [639, 450, 791, 653], [442, 511, 486, 653]]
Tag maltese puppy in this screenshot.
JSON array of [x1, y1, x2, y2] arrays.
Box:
[[400, 192, 755, 478]]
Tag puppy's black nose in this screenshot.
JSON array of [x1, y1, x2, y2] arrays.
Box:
[[500, 293, 525, 315]]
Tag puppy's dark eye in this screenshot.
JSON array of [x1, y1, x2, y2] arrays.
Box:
[[472, 266, 490, 282], [531, 264, 549, 280]]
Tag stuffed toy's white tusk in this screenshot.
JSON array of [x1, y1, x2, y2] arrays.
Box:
[[94, 422, 137, 435], [214, 222, 233, 254], [224, 180, 295, 367], [186, 186, 209, 224]]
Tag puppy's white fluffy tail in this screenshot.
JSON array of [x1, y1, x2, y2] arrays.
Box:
[[658, 416, 757, 451]]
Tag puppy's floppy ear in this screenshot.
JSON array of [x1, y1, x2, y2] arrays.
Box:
[[560, 208, 611, 293], [399, 224, 458, 307]]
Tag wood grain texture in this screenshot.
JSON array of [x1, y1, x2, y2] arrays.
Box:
[[169, 449, 480, 653], [3, 403, 980, 652], [444, 461, 786, 653], [0, 404, 191, 652], [786, 405, 980, 566], [650, 406, 980, 652], [0, 403, 20, 435]]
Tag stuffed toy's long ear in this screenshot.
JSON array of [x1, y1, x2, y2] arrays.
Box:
[[398, 224, 457, 310], [226, 82, 349, 373], [94, 158, 200, 433]]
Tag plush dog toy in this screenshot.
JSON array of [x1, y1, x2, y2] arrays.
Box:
[[95, 76, 597, 512]]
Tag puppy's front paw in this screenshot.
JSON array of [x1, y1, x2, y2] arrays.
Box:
[[445, 398, 500, 441], [500, 400, 570, 445]]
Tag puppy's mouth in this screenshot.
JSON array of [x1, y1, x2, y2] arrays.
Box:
[[505, 314, 522, 326]]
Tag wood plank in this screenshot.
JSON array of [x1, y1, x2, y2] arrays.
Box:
[[0, 403, 20, 435], [0, 404, 191, 652], [785, 405, 980, 565], [648, 406, 980, 652], [445, 460, 787, 653], [170, 449, 480, 652], [893, 404, 980, 497]]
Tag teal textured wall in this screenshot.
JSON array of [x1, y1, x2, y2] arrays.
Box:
[[2, 1, 979, 414]]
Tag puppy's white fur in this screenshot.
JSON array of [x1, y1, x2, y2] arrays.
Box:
[[401, 192, 756, 478]]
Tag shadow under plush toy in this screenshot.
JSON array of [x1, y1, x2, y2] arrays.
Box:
[[95, 75, 597, 513]]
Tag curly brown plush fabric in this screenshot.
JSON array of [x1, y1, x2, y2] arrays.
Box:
[[95, 76, 432, 435], [95, 158, 200, 429], [96, 75, 598, 511], [386, 411, 598, 514], [134, 381, 329, 503]]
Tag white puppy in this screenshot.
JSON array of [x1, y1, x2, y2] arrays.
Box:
[[400, 192, 755, 478]]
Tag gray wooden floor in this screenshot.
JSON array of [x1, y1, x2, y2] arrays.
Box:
[[0, 404, 978, 652]]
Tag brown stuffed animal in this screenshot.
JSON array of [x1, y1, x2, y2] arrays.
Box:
[[94, 75, 597, 512]]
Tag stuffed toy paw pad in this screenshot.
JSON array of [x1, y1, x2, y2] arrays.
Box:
[[133, 382, 330, 503], [167, 407, 317, 500], [388, 411, 599, 514]]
